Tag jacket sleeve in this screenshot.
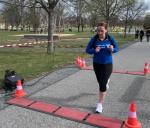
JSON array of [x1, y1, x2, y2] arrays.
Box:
[[110, 36, 119, 53], [86, 37, 96, 54]]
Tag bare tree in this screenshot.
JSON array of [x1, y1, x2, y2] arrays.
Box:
[[55, 2, 65, 32], [35, 0, 60, 53], [67, 0, 86, 32], [2, 0, 21, 30], [27, 1, 40, 32], [121, 0, 146, 37], [19, 0, 26, 30], [128, 1, 146, 32], [0, 0, 30, 30], [144, 14, 150, 29], [87, 0, 125, 26], [76, 0, 83, 32]]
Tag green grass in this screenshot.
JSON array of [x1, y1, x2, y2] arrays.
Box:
[[0, 30, 135, 88], [57, 32, 134, 49], [0, 30, 33, 44], [0, 46, 88, 88], [0, 47, 87, 76]]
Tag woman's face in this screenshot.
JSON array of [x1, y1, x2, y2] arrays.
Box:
[[97, 26, 107, 38]]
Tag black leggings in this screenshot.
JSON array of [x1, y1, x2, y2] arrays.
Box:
[[93, 62, 113, 92]]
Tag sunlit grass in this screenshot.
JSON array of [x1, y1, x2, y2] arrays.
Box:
[[0, 30, 135, 88]]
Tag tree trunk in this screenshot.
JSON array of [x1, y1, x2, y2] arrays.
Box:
[[81, 24, 84, 32], [128, 21, 133, 33], [4, 20, 8, 30], [78, 25, 80, 32], [124, 24, 127, 38], [20, 0, 24, 31], [128, 25, 132, 33], [47, 11, 54, 53]]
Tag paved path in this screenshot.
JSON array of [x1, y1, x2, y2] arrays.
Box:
[[0, 39, 150, 128]]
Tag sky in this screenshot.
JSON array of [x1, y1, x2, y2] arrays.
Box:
[[144, 0, 150, 13], [145, 0, 150, 5], [0, 0, 150, 13]]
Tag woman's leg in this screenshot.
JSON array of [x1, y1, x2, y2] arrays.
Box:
[[99, 91, 106, 103], [93, 63, 112, 113], [99, 78, 110, 103]]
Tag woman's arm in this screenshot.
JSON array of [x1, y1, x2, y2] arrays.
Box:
[[86, 37, 96, 54], [109, 36, 119, 53]]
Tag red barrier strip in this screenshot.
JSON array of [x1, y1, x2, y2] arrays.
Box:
[[7, 97, 123, 127], [86, 114, 123, 128], [29, 101, 60, 113], [81, 68, 144, 76], [7, 97, 35, 107]]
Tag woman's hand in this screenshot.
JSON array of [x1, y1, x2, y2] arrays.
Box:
[[109, 45, 114, 52], [95, 46, 101, 52]]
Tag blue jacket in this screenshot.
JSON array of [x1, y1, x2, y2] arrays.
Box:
[[86, 34, 119, 64]]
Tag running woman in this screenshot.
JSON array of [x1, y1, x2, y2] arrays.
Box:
[[86, 22, 119, 113]]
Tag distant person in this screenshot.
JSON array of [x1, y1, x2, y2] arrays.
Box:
[[146, 29, 150, 42], [69, 27, 72, 32], [135, 29, 139, 39], [40, 28, 43, 34], [86, 22, 119, 113], [139, 29, 144, 42]]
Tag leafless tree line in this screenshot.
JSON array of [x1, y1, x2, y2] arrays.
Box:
[[0, 0, 148, 53]]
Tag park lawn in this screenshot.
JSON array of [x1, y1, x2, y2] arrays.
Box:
[[0, 46, 88, 88], [0, 30, 33, 45], [0, 30, 135, 88], [57, 32, 135, 49]]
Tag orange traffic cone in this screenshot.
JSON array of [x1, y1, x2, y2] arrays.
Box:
[[75, 56, 79, 65], [124, 101, 141, 128], [79, 57, 83, 68], [15, 80, 26, 97], [144, 62, 149, 76], [82, 58, 87, 68]]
